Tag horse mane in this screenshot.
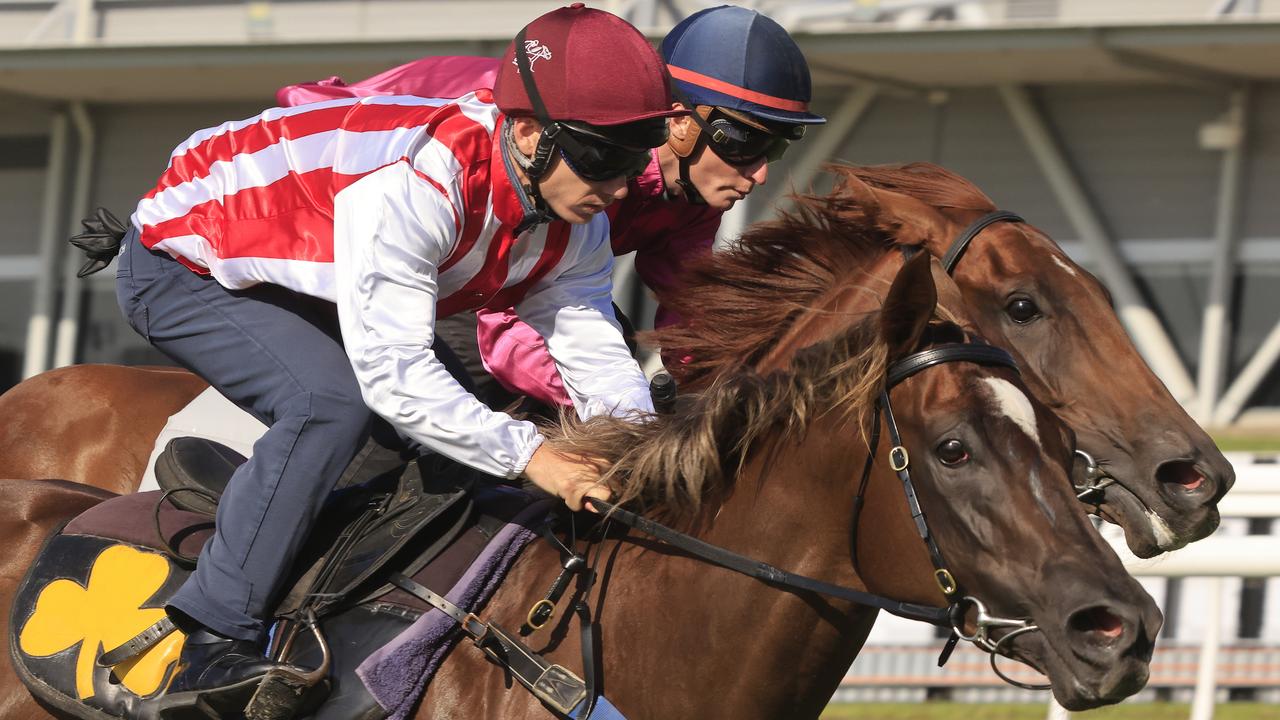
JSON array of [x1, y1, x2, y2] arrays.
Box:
[[650, 161, 990, 389], [845, 162, 996, 212], [542, 315, 889, 518], [543, 162, 986, 518]]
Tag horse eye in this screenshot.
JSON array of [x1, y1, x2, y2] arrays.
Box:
[[936, 439, 969, 466], [1006, 297, 1041, 324]]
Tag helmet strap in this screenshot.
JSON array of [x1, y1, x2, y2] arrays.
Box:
[[667, 104, 709, 158], [667, 102, 709, 205], [503, 118, 559, 228], [674, 152, 707, 206], [509, 26, 562, 225]]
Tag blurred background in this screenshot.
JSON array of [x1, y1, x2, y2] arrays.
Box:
[[1, 1, 1278, 717]]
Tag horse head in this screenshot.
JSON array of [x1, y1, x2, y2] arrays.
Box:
[[858, 253, 1160, 709], [595, 229, 1160, 712], [753, 162, 1230, 558]]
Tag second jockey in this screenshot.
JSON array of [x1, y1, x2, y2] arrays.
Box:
[[277, 5, 827, 409], [115, 5, 683, 713]]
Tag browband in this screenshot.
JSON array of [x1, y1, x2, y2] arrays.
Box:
[[887, 344, 1019, 388]]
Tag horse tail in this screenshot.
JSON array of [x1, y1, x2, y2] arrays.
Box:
[[69, 207, 128, 277]]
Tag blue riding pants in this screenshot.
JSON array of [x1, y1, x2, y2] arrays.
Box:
[[116, 229, 450, 641]]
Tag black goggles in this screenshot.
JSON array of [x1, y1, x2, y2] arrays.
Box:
[[693, 109, 804, 167], [548, 122, 658, 182]]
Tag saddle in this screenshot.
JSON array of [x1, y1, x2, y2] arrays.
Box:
[[9, 438, 561, 720]]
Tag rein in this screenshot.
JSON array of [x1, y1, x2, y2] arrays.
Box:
[[939, 210, 1117, 503], [571, 340, 1053, 692], [402, 214, 1073, 714]]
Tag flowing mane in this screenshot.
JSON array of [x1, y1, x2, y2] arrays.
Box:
[[544, 163, 986, 517], [848, 161, 996, 212], [651, 162, 993, 389], [544, 312, 892, 518]]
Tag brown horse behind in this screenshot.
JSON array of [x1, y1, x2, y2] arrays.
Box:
[[0, 250, 1158, 718], [0, 366, 206, 496]]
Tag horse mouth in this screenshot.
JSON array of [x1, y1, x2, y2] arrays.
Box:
[[997, 613, 1154, 711], [1091, 478, 1207, 558]]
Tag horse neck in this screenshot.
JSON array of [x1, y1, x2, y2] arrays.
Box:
[[602, 413, 882, 717]]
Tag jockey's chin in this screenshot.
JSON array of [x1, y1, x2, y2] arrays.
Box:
[[702, 186, 752, 212]]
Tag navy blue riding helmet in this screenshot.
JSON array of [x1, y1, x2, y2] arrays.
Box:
[[661, 6, 826, 199], [662, 4, 826, 126]]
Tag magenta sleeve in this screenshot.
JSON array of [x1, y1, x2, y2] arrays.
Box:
[[475, 307, 573, 408]]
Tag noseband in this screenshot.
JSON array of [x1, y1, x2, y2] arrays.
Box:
[[940, 210, 1116, 504], [585, 340, 1052, 691]]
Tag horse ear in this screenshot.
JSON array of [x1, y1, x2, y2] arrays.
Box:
[[879, 252, 938, 360], [833, 166, 882, 218]]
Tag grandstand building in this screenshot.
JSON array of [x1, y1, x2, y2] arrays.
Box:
[[1, 0, 1278, 707]]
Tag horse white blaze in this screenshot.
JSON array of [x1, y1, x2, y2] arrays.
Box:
[[979, 378, 1041, 449]]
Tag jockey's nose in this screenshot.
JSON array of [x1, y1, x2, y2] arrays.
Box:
[[749, 159, 769, 186]]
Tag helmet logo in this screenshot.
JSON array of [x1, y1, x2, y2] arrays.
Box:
[[516, 39, 553, 71]]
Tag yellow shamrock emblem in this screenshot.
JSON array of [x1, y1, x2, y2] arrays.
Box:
[[19, 544, 186, 699]]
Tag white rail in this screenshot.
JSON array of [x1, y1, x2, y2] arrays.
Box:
[[1048, 459, 1280, 720]]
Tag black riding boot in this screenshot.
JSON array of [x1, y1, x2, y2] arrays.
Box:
[[158, 628, 281, 717]]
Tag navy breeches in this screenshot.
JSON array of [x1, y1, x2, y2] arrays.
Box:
[[116, 229, 464, 640]]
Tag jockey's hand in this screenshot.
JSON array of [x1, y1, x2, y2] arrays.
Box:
[[523, 445, 611, 513]]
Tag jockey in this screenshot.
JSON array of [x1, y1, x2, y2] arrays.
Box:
[[275, 5, 827, 409], [115, 4, 683, 711]]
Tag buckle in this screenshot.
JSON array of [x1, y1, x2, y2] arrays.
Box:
[[934, 568, 958, 596], [889, 445, 910, 472], [526, 599, 556, 631], [462, 612, 488, 640], [532, 664, 588, 716]]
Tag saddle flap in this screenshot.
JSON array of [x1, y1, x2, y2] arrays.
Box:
[[287, 456, 476, 617], [10, 529, 191, 720]]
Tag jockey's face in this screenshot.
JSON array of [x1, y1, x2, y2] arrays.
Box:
[[511, 117, 630, 224], [663, 111, 769, 212], [687, 140, 768, 211]]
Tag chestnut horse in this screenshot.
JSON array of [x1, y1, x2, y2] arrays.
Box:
[[0, 163, 1230, 557], [0, 249, 1159, 717]]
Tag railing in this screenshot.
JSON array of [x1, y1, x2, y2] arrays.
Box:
[[1048, 464, 1280, 720], [835, 455, 1280, 716]]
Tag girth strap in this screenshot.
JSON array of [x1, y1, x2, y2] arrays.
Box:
[[388, 572, 590, 717], [583, 500, 950, 626]]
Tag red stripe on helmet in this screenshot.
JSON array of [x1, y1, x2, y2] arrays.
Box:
[[667, 65, 808, 113]]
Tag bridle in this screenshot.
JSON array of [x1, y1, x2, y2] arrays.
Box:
[[580, 338, 1052, 692], [940, 210, 1117, 504], [500, 214, 1098, 714]]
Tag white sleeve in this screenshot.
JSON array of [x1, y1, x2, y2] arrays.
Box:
[[333, 162, 543, 479], [516, 219, 654, 421]]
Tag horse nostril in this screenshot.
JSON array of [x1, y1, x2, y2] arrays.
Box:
[[1157, 460, 1206, 492], [1069, 606, 1126, 647]]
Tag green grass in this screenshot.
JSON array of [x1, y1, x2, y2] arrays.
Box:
[[820, 704, 1280, 720], [1210, 429, 1280, 453]]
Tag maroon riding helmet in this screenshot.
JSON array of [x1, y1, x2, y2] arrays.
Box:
[[492, 3, 687, 187]]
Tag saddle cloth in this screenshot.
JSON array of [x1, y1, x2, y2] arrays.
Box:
[[9, 479, 553, 720]]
